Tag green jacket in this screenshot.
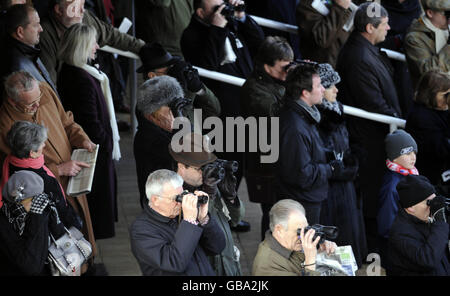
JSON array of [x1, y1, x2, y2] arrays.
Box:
[[135, 0, 194, 57], [207, 192, 245, 276], [240, 68, 284, 204], [404, 17, 450, 85], [252, 232, 321, 276], [39, 10, 145, 83]]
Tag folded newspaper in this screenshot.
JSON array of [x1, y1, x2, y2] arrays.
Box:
[[316, 245, 358, 276], [66, 145, 99, 196]]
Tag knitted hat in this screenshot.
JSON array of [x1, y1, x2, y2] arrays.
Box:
[[2, 170, 44, 203], [137, 75, 184, 115], [318, 63, 341, 89], [169, 133, 217, 167], [384, 129, 418, 161], [136, 42, 181, 73], [396, 174, 435, 208]]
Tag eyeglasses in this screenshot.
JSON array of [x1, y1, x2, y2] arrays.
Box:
[[18, 91, 42, 110], [156, 193, 179, 202]]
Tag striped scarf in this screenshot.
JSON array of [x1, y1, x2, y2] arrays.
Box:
[[386, 159, 419, 176]]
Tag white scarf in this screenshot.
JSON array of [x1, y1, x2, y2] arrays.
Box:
[[422, 16, 449, 54], [81, 64, 121, 161], [221, 37, 237, 66]]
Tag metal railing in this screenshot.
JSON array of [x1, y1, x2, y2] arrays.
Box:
[[100, 45, 405, 133], [249, 14, 407, 62]]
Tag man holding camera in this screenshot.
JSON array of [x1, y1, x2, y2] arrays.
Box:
[[387, 174, 450, 276], [168, 132, 245, 276], [252, 199, 336, 276], [137, 42, 221, 121], [130, 169, 225, 275]]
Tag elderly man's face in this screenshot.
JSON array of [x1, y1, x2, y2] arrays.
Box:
[[150, 182, 183, 219], [275, 212, 308, 251], [55, 0, 85, 28], [427, 10, 449, 30], [21, 10, 43, 47], [13, 81, 42, 115]]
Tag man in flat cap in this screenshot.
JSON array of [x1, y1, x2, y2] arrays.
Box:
[[134, 76, 187, 208], [137, 42, 221, 120], [404, 0, 450, 85], [168, 132, 245, 276], [387, 174, 450, 275]]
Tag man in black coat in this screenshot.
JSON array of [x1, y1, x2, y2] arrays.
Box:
[[133, 76, 185, 209], [180, 0, 264, 187], [336, 2, 402, 253], [0, 4, 57, 104], [130, 169, 225, 276], [276, 62, 345, 225], [387, 174, 450, 276]]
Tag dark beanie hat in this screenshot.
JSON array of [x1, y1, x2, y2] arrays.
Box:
[[385, 129, 418, 161], [396, 174, 435, 208]]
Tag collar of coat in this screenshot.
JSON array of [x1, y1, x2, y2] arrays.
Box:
[[6, 35, 41, 60], [144, 203, 179, 225], [265, 230, 294, 260], [285, 97, 321, 124], [399, 208, 432, 226]]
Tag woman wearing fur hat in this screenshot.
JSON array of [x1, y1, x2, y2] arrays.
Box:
[[316, 63, 367, 268], [57, 23, 118, 240]]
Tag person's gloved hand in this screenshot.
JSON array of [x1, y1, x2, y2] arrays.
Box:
[[167, 59, 189, 89], [168, 97, 192, 118], [201, 163, 224, 198], [332, 165, 359, 182], [29, 193, 50, 214], [343, 149, 359, 168], [183, 64, 204, 93], [329, 160, 345, 180], [429, 195, 447, 223]]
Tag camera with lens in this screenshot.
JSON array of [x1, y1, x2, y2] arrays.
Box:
[[214, 0, 246, 18], [175, 190, 209, 205], [297, 224, 339, 245], [426, 196, 450, 215], [202, 159, 239, 181]]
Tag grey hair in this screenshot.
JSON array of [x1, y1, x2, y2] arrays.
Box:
[[7, 121, 48, 159], [58, 23, 97, 67], [137, 76, 184, 116], [354, 2, 388, 33], [145, 169, 184, 203], [4, 70, 38, 102], [269, 199, 306, 232]]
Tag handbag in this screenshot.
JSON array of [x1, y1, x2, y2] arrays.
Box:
[[48, 226, 92, 276]]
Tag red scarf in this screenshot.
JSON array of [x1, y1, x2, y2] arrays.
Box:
[[0, 155, 66, 208], [386, 159, 419, 176]]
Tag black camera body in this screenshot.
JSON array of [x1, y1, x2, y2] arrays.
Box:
[[298, 224, 339, 245], [214, 0, 246, 18], [175, 190, 208, 204], [202, 159, 239, 181]]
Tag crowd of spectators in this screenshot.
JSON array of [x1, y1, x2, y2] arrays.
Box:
[[0, 0, 448, 276]]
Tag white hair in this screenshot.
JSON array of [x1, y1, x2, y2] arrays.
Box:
[[145, 169, 184, 204], [269, 199, 306, 232]]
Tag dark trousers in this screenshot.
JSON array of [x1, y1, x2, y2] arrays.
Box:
[[260, 203, 273, 241]]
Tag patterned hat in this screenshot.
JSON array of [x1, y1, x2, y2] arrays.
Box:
[[318, 63, 341, 89], [421, 0, 450, 11]]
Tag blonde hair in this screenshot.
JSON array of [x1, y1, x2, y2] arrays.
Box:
[[58, 23, 97, 67]]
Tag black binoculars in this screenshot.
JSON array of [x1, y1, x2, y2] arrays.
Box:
[[175, 190, 208, 205], [426, 196, 450, 213], [297, 224, 339, 245], [202, 159, 239, 181], [214, 0, 246, 18]]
